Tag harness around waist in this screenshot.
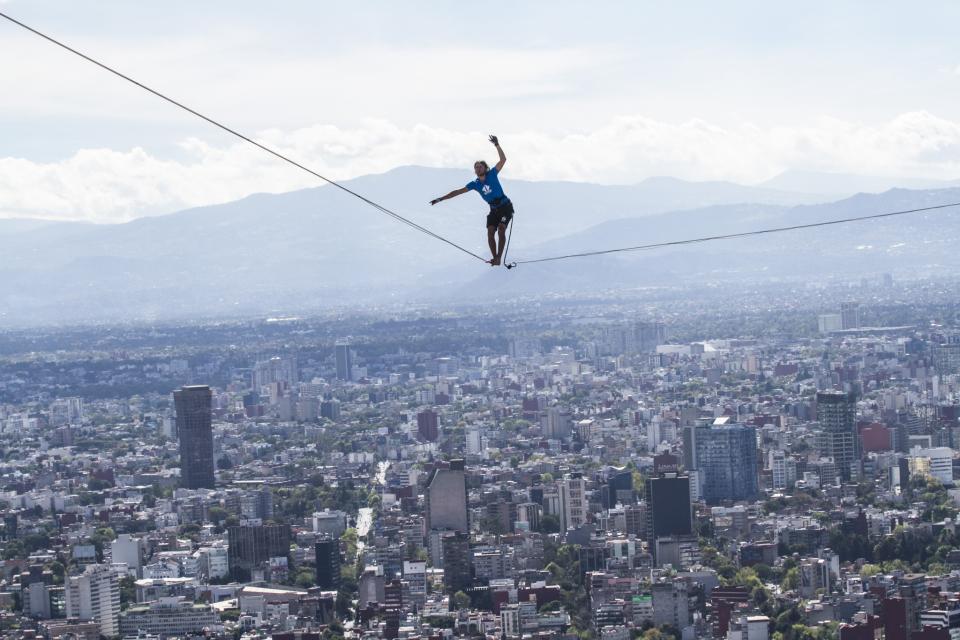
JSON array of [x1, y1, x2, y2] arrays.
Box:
[[489, 197, 511, 209]]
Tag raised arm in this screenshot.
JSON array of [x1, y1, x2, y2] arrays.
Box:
[[490, 135, 506, 172], [430, 187, 469, 205]]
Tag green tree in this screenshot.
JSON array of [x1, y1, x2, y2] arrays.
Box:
[[452, 590, 470, 610], [119, 575, 136, 609], [781, 567, 799, 592], [208, 506, 228, 526], [294, 569, 315, 588]]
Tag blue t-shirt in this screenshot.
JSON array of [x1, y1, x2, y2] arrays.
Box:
[[466, 167, 508, 204]]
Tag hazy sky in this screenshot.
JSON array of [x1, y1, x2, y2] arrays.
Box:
[[2, 1, 960, 222]]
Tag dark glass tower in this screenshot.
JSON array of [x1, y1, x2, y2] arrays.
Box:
[[175, 385, 215, 489], [817, 391, 858, 481], [335, 342, 353, 381], [315, 537, 342, 590], [696, 423, 758, 504]]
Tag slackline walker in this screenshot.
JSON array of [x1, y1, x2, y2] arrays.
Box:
[[2, 10, 960, 270], [430, 135, 515, 267]]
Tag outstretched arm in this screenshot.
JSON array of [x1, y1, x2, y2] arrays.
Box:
[[430, 187, 469, 205], [490, 135, 506, 172]]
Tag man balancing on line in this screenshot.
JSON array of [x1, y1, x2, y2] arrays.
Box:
[[430, 135, 513, 266]]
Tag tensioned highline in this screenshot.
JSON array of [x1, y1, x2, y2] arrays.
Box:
[[3, 10, 960, 269]]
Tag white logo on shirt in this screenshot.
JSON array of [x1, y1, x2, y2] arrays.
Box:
[[482, 185, 492, 195]]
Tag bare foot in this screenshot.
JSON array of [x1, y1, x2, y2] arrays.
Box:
[[491, 257, 501, 266]]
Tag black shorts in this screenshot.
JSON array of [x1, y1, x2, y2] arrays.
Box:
[[486, 200, 515, 228]]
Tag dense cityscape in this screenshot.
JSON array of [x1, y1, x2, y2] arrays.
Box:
[[1, 277, 960, 640]]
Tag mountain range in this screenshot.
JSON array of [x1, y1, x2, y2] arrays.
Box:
[[1, 166, 959, 326]]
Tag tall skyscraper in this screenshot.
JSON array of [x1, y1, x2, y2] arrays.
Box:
[[335, 341, 354, 381], [174, 385, 215, 490], [693, 422, 758, 505], [558, 473, 587, 531], [817, 391, 858, 481], [645, 473, 693, 542], [425, 460, 468, 534], [315, 536, 341, 590], [840, 302, 861, 330], [252, 355, 299, 390], [440, 532, 472, 594], [417, 410, 439, 442], [65, 564, 120, 638]]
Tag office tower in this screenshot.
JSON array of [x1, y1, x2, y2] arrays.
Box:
[[635, 321, 667, 353], [227, 523, 292, 573], [603, 321, 667, 356], [681, 423, 698, 473], [558, 473, 587, 531], [174, 385, 215, 490], [320, 400, 341, 421], [315, 536, 341, 590], [110, 534, 144, 578], [65, 565, 120, 638], [441, 532, 472, 594], [602, 468, 634, 509], [417, 410, 439, 442], [933, 337, 960, 375], [335, 341, 353, 381], [645, 474, 693, 542], [425, 460, 469, 534], [543, 407, 571, 440], [252, 355, 299, 390], [50, 397, 83, 426], [693, 423, 759, 505], [817, 391, 858, 481], [840, 302, 861, 330]]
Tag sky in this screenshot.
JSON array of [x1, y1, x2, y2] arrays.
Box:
[[1, 0, 960, 222]]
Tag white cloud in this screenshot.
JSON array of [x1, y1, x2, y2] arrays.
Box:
[[2, 111, 960, 223]]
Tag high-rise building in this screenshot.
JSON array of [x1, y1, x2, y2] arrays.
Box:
[[603, 321, 667, 356], [251, 355, 299, 390], [320, 400, 341, 421], [933, 337, 960, 375], [770, 451, 797, 490], [174, 385, 215, 490], [681, 422, 702, 473], [817, 391, 858, 481], [417, 410, 439, 442], [21, 565, 62, 620], [425, 460, 469, 535], [543, 407, 571, 440], [50, 397, 83, 426], [335, 342, 354, 381], [227, 523, 291, 573], [558, 473, 587, 531], [693, 423, 758, 505], [315, 536, 341, 590], [65, 564, 120, 638], [840, 302, 861, 330], [645, 474, 693, 543], [110, 534, 144, 578], [441, 532, 472, 594]]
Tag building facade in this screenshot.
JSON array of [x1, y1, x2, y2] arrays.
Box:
[[174, 385, 215, 490]]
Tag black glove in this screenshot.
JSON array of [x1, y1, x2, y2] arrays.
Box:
[[489, 135, 499, 146], [430, 198, 442, 205]]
